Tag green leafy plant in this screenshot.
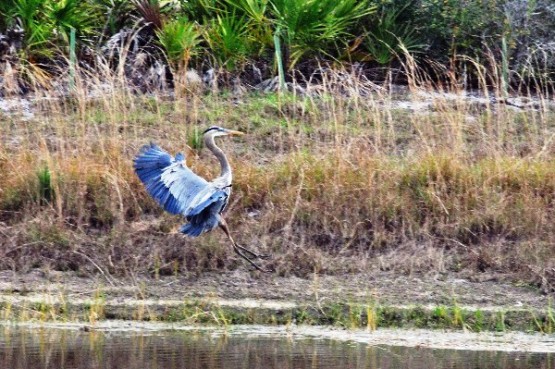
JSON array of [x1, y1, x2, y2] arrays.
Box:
[[1, 0, 100, 63], [416, 0, 502, 57], [206, 13, 254, 71], [269, 0, 375, 69], [156, 17, 202, 72], [46, 0, 98, 40], [223, 0, 272, 47], [95, 0, 135, 36], [37, 166, 54, 205], [364, 5, 425, 65], [187, 127, 203, 150], [224, 0, 267, 24], [180, 0, 220, 23], [8, 0, 54, 59]]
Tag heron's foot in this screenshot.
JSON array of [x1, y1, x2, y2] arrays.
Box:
[[233, 245, 272, 273], [235, 243, 271, 260], [253, 266, 274, 273]]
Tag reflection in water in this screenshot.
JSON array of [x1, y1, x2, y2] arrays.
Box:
[[0, 325, 552, 369]]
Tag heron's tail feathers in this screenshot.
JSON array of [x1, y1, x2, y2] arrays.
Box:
[[180, 215, 219, 237], [179, 223, 205, 237]]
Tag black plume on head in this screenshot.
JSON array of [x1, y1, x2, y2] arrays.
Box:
[[203, 126, 223, 134]]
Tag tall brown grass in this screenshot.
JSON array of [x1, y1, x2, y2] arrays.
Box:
[[0, 53, 554, 293]]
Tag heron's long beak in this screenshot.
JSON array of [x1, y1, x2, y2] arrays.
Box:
[[226, 129, 245, 136]]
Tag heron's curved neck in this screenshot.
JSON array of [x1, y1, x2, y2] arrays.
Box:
[[204, 135, 231, 182]]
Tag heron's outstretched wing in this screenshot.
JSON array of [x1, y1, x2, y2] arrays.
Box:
[[134, 143, 226, 216]]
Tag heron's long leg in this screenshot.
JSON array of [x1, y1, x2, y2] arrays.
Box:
[[233, 245, 271, 273], [235, 243, 271, 260], [219, 219, 270, 259], [219, 220, 272, 273]]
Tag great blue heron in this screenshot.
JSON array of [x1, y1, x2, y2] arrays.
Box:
[[134, 126, 271, 272]]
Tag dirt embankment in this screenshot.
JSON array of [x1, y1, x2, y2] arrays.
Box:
[[1, 269, 548, 309]]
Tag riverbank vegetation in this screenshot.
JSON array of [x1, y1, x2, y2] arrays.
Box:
[[0, 1, 554, 294], [1, 65, 555, 291], [1, 293, 554, 333], [1, 0, 554, 94]]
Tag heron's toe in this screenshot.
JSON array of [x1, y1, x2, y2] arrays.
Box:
[[251, 265, 274, 273]]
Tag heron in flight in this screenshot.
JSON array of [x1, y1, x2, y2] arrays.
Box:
[[134, 126, 271, 272]]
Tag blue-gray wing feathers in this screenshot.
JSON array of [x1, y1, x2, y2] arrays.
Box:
[[134, 143, 228, 236]]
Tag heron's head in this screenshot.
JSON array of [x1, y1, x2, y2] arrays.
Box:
[[203, 126, 244, 138]]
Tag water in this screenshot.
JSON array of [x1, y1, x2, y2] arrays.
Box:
[[0, 325, 552, 369]]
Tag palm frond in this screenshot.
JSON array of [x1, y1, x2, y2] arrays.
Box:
[[206, 13, 254, 70], [156, 18, 202, 70], [269, 0, 375, 68]]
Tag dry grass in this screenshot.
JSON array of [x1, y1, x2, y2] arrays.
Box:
[[0, 60, 554, 292]]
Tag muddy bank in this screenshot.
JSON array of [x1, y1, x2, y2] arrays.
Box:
[[0, 270, 552, 333]]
